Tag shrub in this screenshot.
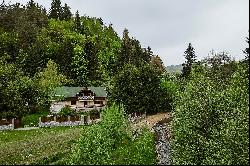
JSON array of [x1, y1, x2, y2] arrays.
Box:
[[171, 63, 249, 165], [58, 105, 75, 116], [160, 74, 181, 112], [69, 103, 157, 165], [112, 128, 157, 165], [70, 104, 130, 165], [22, 111, 49, 127]]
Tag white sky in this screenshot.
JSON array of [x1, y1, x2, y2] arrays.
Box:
[[6, 0, 250, 66]]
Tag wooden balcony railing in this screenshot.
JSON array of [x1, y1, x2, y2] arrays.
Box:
[[78, 96, 94, 100]]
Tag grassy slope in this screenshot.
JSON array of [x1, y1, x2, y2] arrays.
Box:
[[0, 127, 82, 165]]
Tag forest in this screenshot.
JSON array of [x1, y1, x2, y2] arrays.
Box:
[[0, 0, 249, 165]]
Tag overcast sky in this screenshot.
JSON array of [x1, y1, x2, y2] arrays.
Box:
[[7, 0, 249, 66]]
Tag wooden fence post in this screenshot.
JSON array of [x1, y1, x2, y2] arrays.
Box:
[[12, 118, 15, 130], [80, 115, 84, 125], [87, 115, 91, 124], [39, 117, 41, 127]]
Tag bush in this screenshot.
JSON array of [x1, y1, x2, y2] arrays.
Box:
[[69, 103, 157, 165], [58, 105, 76, 116], [22, 111, 49, 127], [112, 128, 157, 165], [171, 63, 249, 165], [160, 74, 181, 112], [70, 104, 130, 165]]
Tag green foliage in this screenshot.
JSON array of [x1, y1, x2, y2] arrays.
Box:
[[70, 104, 129, 165], [0, 58, 34, 118], [71, 44, 89, 86], [160, 74, 181, 111], [0, 57, 67, 118], [22, 111, 49, 127], [70, 104, 156, 165], [171, 63, 249, 165], [243, 35, 249, 60], [115, 29, 151, 72], [201, 51, 238, 90], [61, 3, 72, 21], [181, 43, 196, 79], [150, 54, 166, 74], [58, 105, 76, 116], [112, 128, 157, 165], [74, 10, 81, 32], [111, 62, 166, 114], [49, 0, 62, 20]]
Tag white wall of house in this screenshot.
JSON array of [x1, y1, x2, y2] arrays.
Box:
[[50, 101, 67, 113], [77, 100, 95, 107], [50, 98, 107, 113]]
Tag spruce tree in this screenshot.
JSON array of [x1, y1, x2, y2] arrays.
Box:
[[27, 0, 35, 9], [61, 3, 72, 21], [74, 10, 81, 32], [181, 43, 196, 78], [243, 36, 249, 61], [116, 28, 132, 70], [49, 0, 62, 20]]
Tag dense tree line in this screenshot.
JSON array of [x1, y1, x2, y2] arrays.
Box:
[[0, 0, 167, 118], [0, 0, 248, 164]]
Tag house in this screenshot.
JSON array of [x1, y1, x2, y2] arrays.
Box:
[[50, 86, 107, 113]]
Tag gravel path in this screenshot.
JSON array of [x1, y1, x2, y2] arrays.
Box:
[[153, 118, 171, 165], [15, 127, 39, 130]]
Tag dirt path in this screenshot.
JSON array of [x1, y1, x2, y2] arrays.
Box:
[[132, 112, 171, 130]]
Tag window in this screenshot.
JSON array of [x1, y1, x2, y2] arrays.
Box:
[[94, 101, 103, 105], [71, 100, 76, 105]]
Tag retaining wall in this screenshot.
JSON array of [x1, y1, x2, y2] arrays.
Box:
[[0, 118, 17, 131], [39, 114, 101, 128]]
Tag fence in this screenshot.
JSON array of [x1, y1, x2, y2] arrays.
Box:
[[0, 118, 22, 131], [39, 113, 102, 128]]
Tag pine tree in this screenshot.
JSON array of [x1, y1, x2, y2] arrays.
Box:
[[243, 36, 249, 61], [27, 0, 35, 9], [74, 10, 81, 32], [49, 0, 62, 20], [150, 55, 166, 74], [181, 43, 196, 78], [85, 40, 100, 85], [116, 29, 132, 70], [61, 3, 72, 21]]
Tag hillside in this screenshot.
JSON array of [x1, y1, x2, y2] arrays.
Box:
[[166, 64, 183, 74]]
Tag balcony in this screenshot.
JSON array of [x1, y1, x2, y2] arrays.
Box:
[[78, 96, 94, 100]]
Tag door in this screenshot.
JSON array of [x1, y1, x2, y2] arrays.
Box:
[[84, 101, 87, 107]]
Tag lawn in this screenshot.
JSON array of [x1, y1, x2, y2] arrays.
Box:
[[0, 126, 82, 165]]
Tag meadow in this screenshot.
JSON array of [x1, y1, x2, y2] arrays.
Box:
[[0, 127, 82, 165]]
